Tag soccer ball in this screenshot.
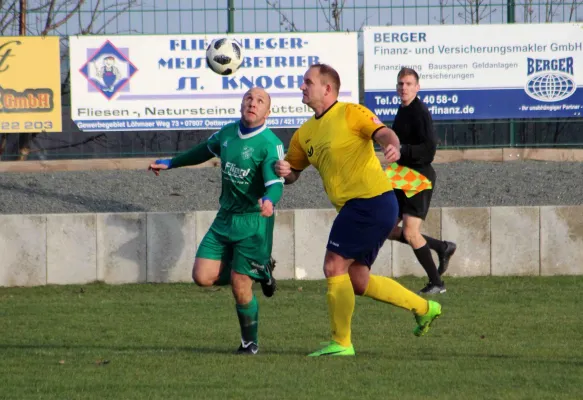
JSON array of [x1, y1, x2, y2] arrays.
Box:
[[206, 38, 243, 76]]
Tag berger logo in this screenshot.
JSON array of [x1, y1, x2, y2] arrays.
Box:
[[79, 40, 138, 100], [525, 57, 576, 102]]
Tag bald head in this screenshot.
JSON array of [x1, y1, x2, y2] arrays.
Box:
[[240, 87, 272, 128], [243, 87, 271, 108]]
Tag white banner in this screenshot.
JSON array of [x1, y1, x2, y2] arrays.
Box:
[[70, 33, 359, 131], [363, 23, 582, 120]]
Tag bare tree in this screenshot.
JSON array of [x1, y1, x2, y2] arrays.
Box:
[[520, 0, 583, 23], [567, 0, 583, 21], [456, 0, 496, 24], [521, 0, 536, 22], [318, 0, 346, 32], [0, 0, 19, 33], [265, 0, 298, 32], [436, 0, 450, 24], [0, 0, 140, 161], [545, 0, 564, 22], [266, 0, 361, 33]]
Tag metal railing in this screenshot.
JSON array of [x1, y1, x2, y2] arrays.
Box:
[[0, 1, 582, 161]]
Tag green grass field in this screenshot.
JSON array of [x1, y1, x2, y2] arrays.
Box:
[[1, 276, 582, 400]]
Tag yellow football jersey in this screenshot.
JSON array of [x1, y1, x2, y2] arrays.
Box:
[[285, 102, 392, 211]]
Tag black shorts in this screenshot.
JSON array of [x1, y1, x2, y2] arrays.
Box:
[[394, 189, 433, 220]]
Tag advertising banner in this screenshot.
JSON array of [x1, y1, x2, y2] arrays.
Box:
[[363, 23, 582, 120], [0, 36, 62, 133], [70, 33, 359, 131]]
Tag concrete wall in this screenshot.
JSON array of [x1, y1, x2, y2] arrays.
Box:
[[1, 206, 582, 287]]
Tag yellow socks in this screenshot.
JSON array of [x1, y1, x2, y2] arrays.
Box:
[[326, 274, 355, 347], [363, 274, 429, 315]]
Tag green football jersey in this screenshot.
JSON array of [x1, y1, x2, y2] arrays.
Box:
[[206, 121, 284, 214]]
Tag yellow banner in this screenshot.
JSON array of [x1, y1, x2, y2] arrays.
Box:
[[0, 36, 62, 133]]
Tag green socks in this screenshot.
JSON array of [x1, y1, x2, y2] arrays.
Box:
[[236, 295, 259, 344]]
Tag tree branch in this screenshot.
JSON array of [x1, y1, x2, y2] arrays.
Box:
[[318, 0, 334, 30], [265, 0, 298, 32], [0, 0, 18, 34], [43, 0, 57, 34], [456, 0, 495, 24], [79, 0, 101, 35], [41, 0, 85, 35], [568, 0, 583, 21], [94, 1, 138, 34]]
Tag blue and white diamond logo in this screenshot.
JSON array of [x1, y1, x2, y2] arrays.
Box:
[[79, 40, 138, 100]]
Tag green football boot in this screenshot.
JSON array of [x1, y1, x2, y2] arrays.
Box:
[[414, 300, 442, 337], [308, 341, 355, 357]]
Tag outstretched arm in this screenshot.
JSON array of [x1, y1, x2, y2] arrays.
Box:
[[149, 131, 221, 175], [148, 142, 215, 175]]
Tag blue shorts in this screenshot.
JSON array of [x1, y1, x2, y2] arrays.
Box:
[[327, 190, 398, 267]]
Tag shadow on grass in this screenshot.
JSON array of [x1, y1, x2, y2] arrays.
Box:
[[0, 343, 312, 356], [2, 343, 583, 365]]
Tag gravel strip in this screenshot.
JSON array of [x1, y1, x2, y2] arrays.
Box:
[[0, 161, 582, 215]]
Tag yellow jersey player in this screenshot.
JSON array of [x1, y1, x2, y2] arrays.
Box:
[[275, 63, 442, 357]]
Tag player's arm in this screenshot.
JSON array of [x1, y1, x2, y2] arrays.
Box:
[[275, 130, 309, 185], [400, 108, 437, 165], [148, 131, 220, 175], [372, 127, 400, 154], [259, 142, 285, 217], [347, 104, 401, 163]]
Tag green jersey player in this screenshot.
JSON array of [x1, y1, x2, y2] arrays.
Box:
[[149, 87, 284, 355]]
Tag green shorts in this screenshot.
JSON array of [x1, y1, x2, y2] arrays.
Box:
[[196, 210, 274, 281]]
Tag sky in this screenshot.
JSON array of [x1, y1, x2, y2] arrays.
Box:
[[1, 0, 582, 38]]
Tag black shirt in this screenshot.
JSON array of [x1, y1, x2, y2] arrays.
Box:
[[391, 97, 437, 183]]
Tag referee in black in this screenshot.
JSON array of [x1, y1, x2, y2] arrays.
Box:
[[388, 67, 456, 295]]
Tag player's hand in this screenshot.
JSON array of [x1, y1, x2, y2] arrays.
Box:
[[275, 160, 291, 177], [148, 161, 169, 176], [258, 197, 274, 217], [384, 144, 401, 163]]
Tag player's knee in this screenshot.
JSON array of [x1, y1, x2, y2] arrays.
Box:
[[232, 286, 252, 304], [231, 274, 253, 304], [348, 265, 369, 295], [402, 227, 421, 245], [192, 269, 214, 287], [352, 281, 367, 296], [193, 275, 214, 287], [388, 225, 402, 240], [323, 251, 350, 277]]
